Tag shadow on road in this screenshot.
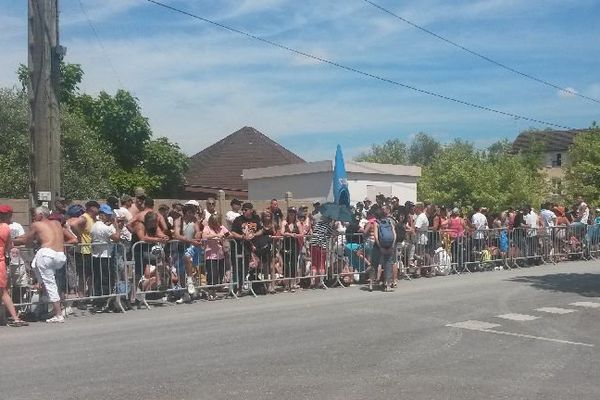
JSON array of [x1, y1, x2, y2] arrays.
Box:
[[508, 273, 600, 297]]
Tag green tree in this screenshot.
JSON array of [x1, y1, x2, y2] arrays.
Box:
[[564, 123, 600, 205], [61, 111, 115, 199], [0, 88, 29, 197], [356, 138, 407, 164], [18, 62, 83, 106], [418, 139, 547, 211], [75, 90, 152, 169], [143, 137, 189, 196], [408, 132, 441, 166]]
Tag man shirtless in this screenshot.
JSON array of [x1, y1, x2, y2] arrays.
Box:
[[14, 206, 67, 323]]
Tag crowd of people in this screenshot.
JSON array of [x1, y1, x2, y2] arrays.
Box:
[[1, 188, 599, 327]]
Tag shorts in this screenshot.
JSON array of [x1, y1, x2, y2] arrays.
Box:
[[310, 246, 327, 273], [33, 248, 67, 303], [184, 245, 204, 266]]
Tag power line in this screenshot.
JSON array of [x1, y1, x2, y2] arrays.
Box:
[[78, 0, 124, 88], [144, 0, 575, 131], [361, 0, 600, 105]]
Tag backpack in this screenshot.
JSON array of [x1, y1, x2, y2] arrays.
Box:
[[377, 219, 395, 249]]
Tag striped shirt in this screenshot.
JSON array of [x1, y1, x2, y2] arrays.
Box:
[[309, 220, 333, 248]]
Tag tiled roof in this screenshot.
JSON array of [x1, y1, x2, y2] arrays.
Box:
[[512, 129, 589, 152], [185, 126, 305, 192]]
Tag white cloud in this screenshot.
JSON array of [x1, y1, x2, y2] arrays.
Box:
[[557, 87, 578, 98]]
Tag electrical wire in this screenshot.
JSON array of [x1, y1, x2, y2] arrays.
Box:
[[78, 0, 125, 88], [144, 0, 575, 130], [361, 0, 600, 105]]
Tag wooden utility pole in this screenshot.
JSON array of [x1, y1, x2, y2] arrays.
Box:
[[28, 0, 62, 209]]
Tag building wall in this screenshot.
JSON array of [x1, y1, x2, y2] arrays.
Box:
[[347, 173, 418, 204], [247, 172, 418, 204], [247, 171, 333, 202]]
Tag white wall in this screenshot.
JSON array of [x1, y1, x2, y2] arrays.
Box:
[[247, 171, 333, 202], [347, 172, 417, 204], [248, 171, 418, 204]]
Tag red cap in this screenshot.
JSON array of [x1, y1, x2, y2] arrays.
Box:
[[0, 205, 13, 214]]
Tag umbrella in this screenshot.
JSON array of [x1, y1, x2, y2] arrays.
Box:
[[319, 202, 354, 222], [333, 144, 350, 207]]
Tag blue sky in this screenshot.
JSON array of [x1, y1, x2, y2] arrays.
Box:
[[1, 0, 599, 161]]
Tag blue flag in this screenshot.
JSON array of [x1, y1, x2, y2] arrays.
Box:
[[333, 144, 350, 206]]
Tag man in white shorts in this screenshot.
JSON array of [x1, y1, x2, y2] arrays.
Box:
[[14, 206, 67, 323]]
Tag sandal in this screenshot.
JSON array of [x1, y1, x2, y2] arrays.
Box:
[[8, 320, 29, 327]]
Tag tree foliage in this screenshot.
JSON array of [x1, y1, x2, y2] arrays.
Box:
[[0, 88, 29, 197], [3, 62, 189, 199], [356, 138, 407, 164], [356, 133, 549, 212], [564, 123, 600, 205]]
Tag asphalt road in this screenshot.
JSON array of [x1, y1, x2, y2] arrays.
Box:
[[2, 260, 600, 400]]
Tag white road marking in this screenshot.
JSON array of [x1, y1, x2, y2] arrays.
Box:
[[570, 302, 600, 309], [446, 321, 594, 347], [536, 307, 577, 314], [446, 320, 501, 330], [496, 313, 539, 321]]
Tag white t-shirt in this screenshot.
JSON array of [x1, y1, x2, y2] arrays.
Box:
[[540, 209, 556, 234], [118, 207, 133, 223], [471, 212, 488, 240], [415, 212, 429, 245], [578, 202, 589, 224], [524, 211, 538, 237], [91, 221, 116, 257], [225, 210, 241, 230]]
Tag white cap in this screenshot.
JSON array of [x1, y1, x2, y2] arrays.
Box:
[[185, 200, 200, 207]]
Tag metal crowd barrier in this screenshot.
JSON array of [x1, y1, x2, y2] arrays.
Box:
[[8, 242, 130, 316], [6, 223, 600, 319]]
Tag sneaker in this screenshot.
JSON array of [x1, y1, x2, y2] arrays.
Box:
[[46, 315, 65, 323], [186, 277, 196, 295]]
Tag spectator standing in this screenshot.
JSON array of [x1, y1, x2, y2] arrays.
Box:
[[119, 194, 134, 223], [523, 205, 540, 265], [308, 212, 334, 289], [203, 214, 229, 300], [471, 206, 489, 252], [230, 203, 264, 296], [577, 196, 590, 224], [371, 207, 396, 292], [268, 199, 284, 230], [0, 205, 28, 327], [281, 208, 300, 292], [14, 207, 67, 323], [414, 203, 431, 276], [90, 204, 121, 310], [203, 197, 217, 226], [173, 203, 203, 297], [225, 199, 242, 230]]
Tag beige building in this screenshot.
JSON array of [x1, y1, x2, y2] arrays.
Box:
[[512, 129, 589, 195]]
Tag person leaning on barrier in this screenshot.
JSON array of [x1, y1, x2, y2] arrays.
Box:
[[202, 214, 229, 300], [230, 203, 264, 297], [0, 205, 29, 327], [173, 202, 203, 298], [69, 201, 100, 304], [14, 206, 67, 323], [90, 204, 121, 310]]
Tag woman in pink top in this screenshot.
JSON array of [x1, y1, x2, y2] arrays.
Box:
[[447, 208, 466, 271], [202, 214, 229, 300], [0, 206, 28, 327]]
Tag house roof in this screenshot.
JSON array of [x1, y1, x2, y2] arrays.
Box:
[[185, 126, 305, 192], [243, 160, 421, 180], [512, 129, 589, 153]]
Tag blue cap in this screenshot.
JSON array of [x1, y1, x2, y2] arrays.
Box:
[[99, 204, 113, 215]]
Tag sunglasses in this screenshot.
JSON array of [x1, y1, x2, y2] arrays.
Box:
[[207, 202, 216, 205]]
